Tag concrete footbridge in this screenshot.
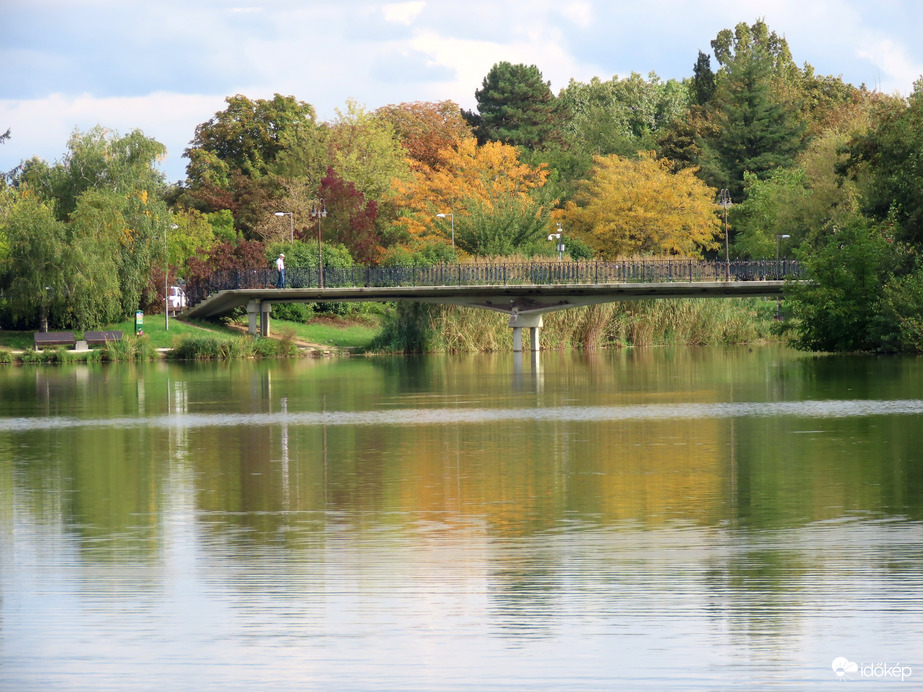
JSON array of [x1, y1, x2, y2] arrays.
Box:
[[182, 260, 801, 351]]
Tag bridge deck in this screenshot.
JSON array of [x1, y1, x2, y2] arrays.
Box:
[[182, 281, 786, 319]]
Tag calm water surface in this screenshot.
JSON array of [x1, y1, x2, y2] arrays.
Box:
[[1, 347, 922, 690]]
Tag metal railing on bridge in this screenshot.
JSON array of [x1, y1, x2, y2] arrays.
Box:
[[186, 259, 803, 307]]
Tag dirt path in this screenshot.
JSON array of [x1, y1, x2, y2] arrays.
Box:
[[222, 322, 334, 352]]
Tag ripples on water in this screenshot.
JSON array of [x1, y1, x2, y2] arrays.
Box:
[[2, 353, 923, 690], [1, 398, 922, 431]]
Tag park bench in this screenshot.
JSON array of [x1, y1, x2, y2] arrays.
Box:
[[33, 331, 76, 349], [84, 330, 123, 346]]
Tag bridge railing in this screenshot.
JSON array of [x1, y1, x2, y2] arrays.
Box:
[[185, 259, 803, 307]]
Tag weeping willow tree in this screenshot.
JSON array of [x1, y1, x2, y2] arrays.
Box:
[[1, 127, 171, 329]]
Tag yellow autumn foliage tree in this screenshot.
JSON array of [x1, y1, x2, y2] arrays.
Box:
[[563, 153, 721, 259], [391, 138, 550, 251]]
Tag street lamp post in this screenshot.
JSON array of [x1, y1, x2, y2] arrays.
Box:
[[274, 211, 294, 244], [311, 199, 327, 288], [165, 223, 178, 331], [775, 233, 791, 319], [547, 222, 564, 260], [436, 212, 455, 256], [719, 189, 732, 281]]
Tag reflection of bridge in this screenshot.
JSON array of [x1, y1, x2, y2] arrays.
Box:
[[183, 260, 802, 351]]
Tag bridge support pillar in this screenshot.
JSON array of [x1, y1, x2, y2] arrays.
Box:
[[247, 300, 260, 335], [260, 302, 272, 337], [509, 312, 542, 352]]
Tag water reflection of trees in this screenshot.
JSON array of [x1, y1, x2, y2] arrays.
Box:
[[4, 351, 923, 647]]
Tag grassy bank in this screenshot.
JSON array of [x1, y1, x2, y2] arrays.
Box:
[[0, 313, 381, 363], [370, 298, 782, 353]]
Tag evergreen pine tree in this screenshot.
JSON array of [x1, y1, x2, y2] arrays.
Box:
[[692, 51, 716, 106], [463, 62, 561, 149], [697, 48, 806, 200]]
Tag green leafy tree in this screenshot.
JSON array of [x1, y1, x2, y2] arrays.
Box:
[[271, 117, 331, 192], [840, 83, 923, 244], [6, 127, 170, 324], [15, 127, 167, 221], [452, 190, 551, 256], [788, 218, 894, 352], [67, 189, 127, 326], [877, 260, 923, 352], [731, 170, 812, 258], [182, 94, 317, 237], [185, 94, 317, 185], [710, 19, 799, 85], [558, 72, 689, 159], [169, 208, 220, 275], [732, 92, 887, 258], [463, 62, 561, 148], [326, 99, 410, 202], [0, 193, 70, 330]]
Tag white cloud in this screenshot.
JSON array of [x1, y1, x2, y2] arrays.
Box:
[[4, 0, 923, 185], [382, 1, 426, 25], [561, 0, 593, 28], [0, 93, 227, 183], [858, 38, 923, 93]]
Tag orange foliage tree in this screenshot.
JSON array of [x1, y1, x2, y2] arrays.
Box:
[[376, 101, 473, 171], [562, 153, 721, 258], [390, 138, 551, 255]]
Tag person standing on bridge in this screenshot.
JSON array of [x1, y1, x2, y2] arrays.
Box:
[[276, 253, 285, 288]]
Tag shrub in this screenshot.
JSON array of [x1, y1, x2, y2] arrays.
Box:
[[103, 335, 159, 362]]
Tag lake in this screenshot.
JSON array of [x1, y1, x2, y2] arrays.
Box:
[[1, 346, 921, 689]]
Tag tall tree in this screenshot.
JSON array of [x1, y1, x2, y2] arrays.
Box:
[[463, 62, 561, 149], [326, 99, 410, 203], [185, 94, 317, 185], [697, 46, 806, 200], [376, 101, 472, 171], [711, 19, 799, 85], [562, 153, 721, 259], [840, 84, 923, 244], [692, 51, 716, 106], [317, 168, 381, 264], [390, 138, 551, 255], [558, 72, 689, 159], [7, 127, 170, 322]]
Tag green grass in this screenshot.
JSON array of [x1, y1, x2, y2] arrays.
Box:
[[273, 316, 382, 350], [0, 317, 243, 353], [108, 315, 241, 349], [0, 312, 384, 357], [0, 331, 35, 351]]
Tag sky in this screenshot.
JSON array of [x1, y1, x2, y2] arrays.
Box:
[[3, 0, 923, 184]]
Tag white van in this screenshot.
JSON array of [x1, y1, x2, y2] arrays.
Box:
[[168, 286, 187, 314]]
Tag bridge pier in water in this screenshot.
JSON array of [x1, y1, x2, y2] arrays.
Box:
[[509, 312, 543, 352]]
